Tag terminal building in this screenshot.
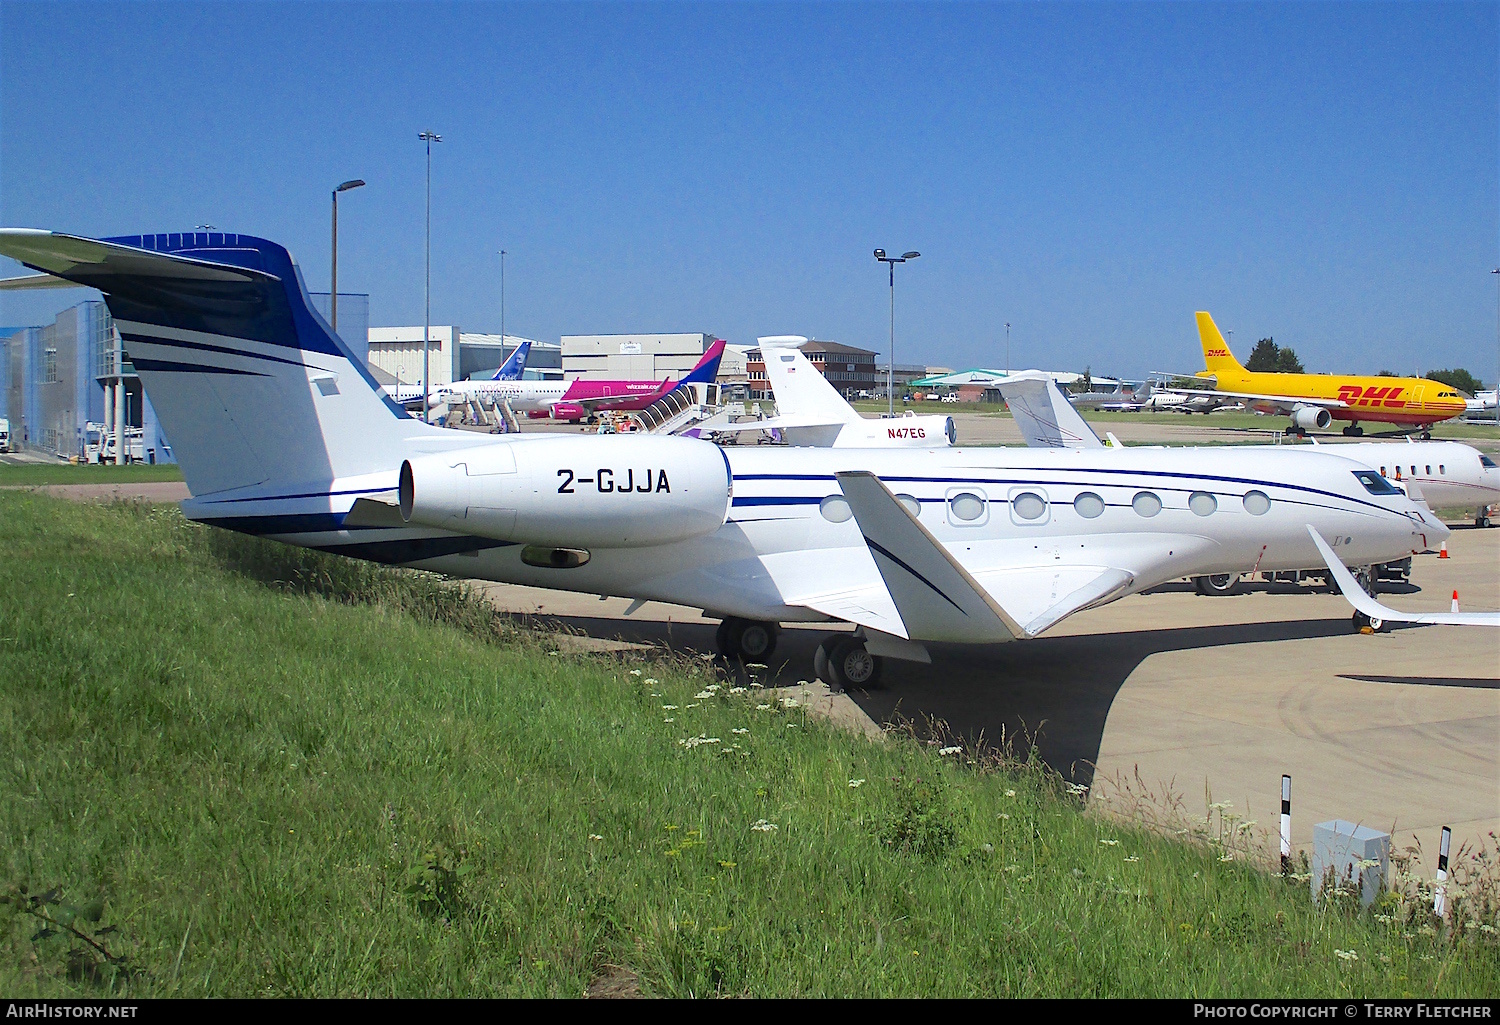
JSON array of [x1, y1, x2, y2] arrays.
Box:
[[744, 339, 880, 400], [561, 333, 716, 381], [1, 300, 173, 463], [366, 326, 560, 391]]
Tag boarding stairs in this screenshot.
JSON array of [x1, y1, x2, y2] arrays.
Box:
[[637, 382, 724, 436]]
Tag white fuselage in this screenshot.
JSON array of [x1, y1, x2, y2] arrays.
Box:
[[187, 441, 1442, 639], [1324, 441, 1500, 511], [433, 379, 569, 413]]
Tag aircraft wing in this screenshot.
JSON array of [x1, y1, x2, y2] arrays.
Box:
[[1156, 387, 1349, 412], [759, 547, 909, 638], [1308, 527, 1500, 627], [997, 373, 1105, 449], [708, 413, 847, 433], [0, 272, 81, 290], [566, 391, 667, 413]]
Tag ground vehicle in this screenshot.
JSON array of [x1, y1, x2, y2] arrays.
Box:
[[85, 422, 144, 464], [0, 418, 10, 453]]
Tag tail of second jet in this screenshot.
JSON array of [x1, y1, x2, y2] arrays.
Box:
[[678, 338, 726, 386], [0, 229, 439, 499], [491, 339, 531, 380], [1195, 311, 1247, 378]]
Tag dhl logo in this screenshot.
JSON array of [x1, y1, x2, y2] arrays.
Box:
[[1204, 348, 1230, 358], [1337, 384, 1406, 409]]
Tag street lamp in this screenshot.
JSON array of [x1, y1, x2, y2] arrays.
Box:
[[1492, 268, 1499, 426], [1005, 322, 1010, 376], [874, 248, 920, 416], [499, 249, 508, 350], [331, 179, 365, 335], [419, 130, 443, 422]]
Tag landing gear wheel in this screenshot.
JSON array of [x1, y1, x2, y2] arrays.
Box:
[[826, 638, 881, 690], [1352, 611, 1387, 633], [1194, 573, 1243, 596], [714, 617, 779, 663], [1342, 424, 1364, 437], [1478, 513, 1492, 529], [1421, 430, 1432, 440], [812, 634, 846, 688]]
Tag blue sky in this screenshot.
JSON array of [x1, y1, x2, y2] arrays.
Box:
[[2, 1, 1496, 383]]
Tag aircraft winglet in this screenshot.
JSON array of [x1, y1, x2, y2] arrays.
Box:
[[1307, 526, 1500, 627]]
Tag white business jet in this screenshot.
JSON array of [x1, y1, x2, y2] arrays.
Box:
[[0, 229, 1443, 688], [712, 336, 956, 447]]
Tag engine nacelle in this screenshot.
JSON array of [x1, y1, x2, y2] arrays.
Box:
[[1290, 405, 1332, 431], [873, 413, 956, 447], [400, 434, 731, 548]]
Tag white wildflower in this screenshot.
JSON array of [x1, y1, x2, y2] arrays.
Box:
[[1065, 782, 1089, 797], [1098, 839, 1120, 846], [1003, 864, 1020, 873], [1123, 856, 1140, 864], [588, 834, 603, 841], [750, 819, 778, 833], [732, 728, 750, 735], [780, 696, 800, 709], [938, 746, 961, 757], [679, 734, 722, 749], [848, 779, 866, 788], [997, 813, 1010, 820], [746, 664, 769, 671], [644, 678, 659, 685], [728, 686, 747, 695], [663, 718, 675, 723], [1004, 790, 1017, 798], [1218, 854, 1234, 862], [629, 670, 642, 676], [694, 690, 716, 699], [662, 704, 678, 710], [756, 703, 772, 711], [1334, 949, 1359, 962]]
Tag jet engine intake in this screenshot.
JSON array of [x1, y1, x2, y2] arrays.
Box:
[[1290, 406, 1333, 431], [400, 434, 732, 548]]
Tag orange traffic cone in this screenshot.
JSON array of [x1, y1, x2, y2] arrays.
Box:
[[1452, 591, 1461, 613], [1438, 542, 1449, 559]]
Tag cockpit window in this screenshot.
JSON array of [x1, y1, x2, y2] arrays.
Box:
[[1482, 455, 1498, 469], [1354, 470, 1401, 496]]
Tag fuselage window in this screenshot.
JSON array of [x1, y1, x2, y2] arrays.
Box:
[[949, 492, 986, 522], [1439, 465, 1445, 475], [1132, 491, 1162, 517], [1188, 491, 1217, 516], [1353, 471, 1401, 496], [1243, 490, 1271, 515], [1012, 492, 1047, 520], [1073, 492, 1105, 519], [819, 495, 853, 522], [895, 494, 921, 517], [1425, 465, 1431, 475]]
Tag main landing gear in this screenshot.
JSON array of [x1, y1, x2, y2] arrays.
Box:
[[1342, 423, 1364, 437], [1193, 573, 1244, 596], [715, 617, 780, 663], [713, 619, 886, 690], [813, 634, 882, 691]]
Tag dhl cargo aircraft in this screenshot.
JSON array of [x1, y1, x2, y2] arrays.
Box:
[[1178, 312, 1468, 438]]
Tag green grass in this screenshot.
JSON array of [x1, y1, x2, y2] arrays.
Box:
[[0, 463, 185, 486], [1, 493, 1495, 997]]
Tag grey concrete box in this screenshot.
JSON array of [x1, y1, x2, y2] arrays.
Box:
[[1312, 820, 1390, 906]]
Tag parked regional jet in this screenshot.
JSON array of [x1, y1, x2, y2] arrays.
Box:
[[0, 229, 1444, 688], [398, 339, 533, 409], [713, 336, 956, 447], [1160, 312, 1469, 437], [431, 340, 725, 422]]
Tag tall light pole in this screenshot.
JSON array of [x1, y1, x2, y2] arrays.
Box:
[[331, 179, 365, 335], [499, 249, 508, 350], [1492, 268, 1499, 426], [1005, 322, 1011, 376], [874, 248, 920, 416], [419, 130, 442, 422]]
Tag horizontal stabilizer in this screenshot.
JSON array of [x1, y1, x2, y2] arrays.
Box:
[[342, 494, 408, 528], [998, 372, 1105, 449], [1308, 527, 1500, 627], [836, 471, 1024, 644], [0, 272, 84, 291]]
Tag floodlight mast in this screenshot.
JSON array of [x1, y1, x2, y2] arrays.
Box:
[[418, 133, 443, 421], [874, 249, 921, 416], [331, 179, 365, 334]]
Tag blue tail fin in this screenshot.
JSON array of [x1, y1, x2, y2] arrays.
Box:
[[679, 338, 726, 386], [0, 229, 435, 498], [491, 339, 531, 380]]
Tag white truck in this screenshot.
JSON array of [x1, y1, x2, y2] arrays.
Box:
[[84, 422, 144, 464], [0, 417, 10, 453]]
